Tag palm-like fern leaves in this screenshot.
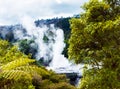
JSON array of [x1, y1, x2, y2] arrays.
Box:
[[0, 57, 51, 89], [0, 40, 51, 89], [1, 58, 35, 70], [0, 58, 34, 80], [0, 58, 49, 81], [1, 70, 32, 80]]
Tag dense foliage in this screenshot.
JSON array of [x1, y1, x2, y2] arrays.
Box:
[[18, 39, 37, 58], [68, 0, 120, 89], [0, 39, 76, 89]]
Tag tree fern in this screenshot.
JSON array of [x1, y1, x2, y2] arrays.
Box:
[[0, 58, 35, 70], [15, 66, 50, 77], [0, 39, 76, 89], [1, 70, 32, 81]]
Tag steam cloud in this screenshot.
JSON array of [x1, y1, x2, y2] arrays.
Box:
[[13, 16, 71, 68]]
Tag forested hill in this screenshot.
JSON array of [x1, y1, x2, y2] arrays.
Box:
[[0, 15, 79, 62], [35, 17, 71, 39], [0, 16, 80, 41], [35, 15, 80, 38]]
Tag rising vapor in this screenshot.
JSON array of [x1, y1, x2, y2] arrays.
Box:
[[13, 16, 71, 68]]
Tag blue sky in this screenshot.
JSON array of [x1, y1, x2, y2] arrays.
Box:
[[0, 0, 88, 25]]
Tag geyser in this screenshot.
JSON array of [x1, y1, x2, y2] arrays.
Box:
[[13, 16, 71, 68], [0, 16, 84, 86]]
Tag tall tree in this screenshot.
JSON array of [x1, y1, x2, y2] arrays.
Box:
[[68, 0, 120, 88]]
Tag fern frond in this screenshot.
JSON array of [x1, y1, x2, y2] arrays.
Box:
[[15, 66, 50, 77], [0, 58, 35, 70], [1, 70, 32, 81]]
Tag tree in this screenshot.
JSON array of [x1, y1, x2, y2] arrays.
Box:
[[0, 39, 76, 89], [0, 39, 49, 89], [68, 0, 120, 88]]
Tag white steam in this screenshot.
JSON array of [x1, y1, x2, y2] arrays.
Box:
[[19, 16, 52, 61], [13, 16, 70, 68], [51, 29, 71, 68]]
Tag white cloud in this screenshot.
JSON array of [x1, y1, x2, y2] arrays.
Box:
[[0, 0, 88, 25], [56, 0, 62, 4]]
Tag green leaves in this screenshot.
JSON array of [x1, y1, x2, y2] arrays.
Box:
[[0, 39, 76, 89], [0, 58, 35, 70], [83, 0, 111, 22], [68, 0, 120, 88], [1, 70, 32, 81]]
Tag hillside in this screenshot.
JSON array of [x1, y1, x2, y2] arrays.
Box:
[[0, 16, 74, 66]]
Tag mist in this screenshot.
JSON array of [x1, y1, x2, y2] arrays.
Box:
[[12, 16, 71, 69], [0, 16, 84, 86]]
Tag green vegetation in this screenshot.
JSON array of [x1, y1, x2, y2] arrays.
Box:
[[18, 39, 37, 58], [0, 39, 76, 89], [68, 0, 120, 89]]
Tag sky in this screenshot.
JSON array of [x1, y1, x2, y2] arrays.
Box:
[[0, 0, 88, 25]]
